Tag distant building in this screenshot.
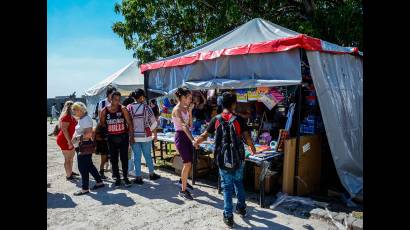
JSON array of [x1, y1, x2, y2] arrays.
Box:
[[47, 95, 86, 117]]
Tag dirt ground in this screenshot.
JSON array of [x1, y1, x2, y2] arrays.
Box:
[[47, 121, 336, 230]]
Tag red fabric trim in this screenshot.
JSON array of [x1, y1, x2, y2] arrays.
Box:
[[214, 112, 241, 136], [140, 34, 358, 73]]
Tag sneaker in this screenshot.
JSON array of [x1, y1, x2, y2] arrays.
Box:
[[149, 173, 161, 181], [133, 177, 144, 185], [73, 190, 90, 196], [71, 172, 80, 177], [100, 171, 108, 180], [114, 179, 122, 188], [124, 178, 132, 187], [178, 190, 193, 200], [178, 179, 194, 190], [91, 183, 105, 190], [223, 214, 234, 228], [235, 207, 247, 217], [66, 175, 76, 181]]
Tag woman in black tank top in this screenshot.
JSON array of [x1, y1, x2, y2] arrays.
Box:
[[99, 92, 134, 188], [105, 105, 127, 135]]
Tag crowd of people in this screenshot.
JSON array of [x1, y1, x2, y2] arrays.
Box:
[[53, 85, 256, 228]]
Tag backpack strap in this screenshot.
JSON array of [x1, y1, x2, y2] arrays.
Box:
[[228, 115, 242, 137], [130, 103, 144, 118], [228, 115, 237, 124], [215, 114, 224, 129]]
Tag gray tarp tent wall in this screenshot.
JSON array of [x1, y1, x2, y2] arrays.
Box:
[[140, 18, 363, 198], [307, 52, 363, 199], [84, 60, 144, 115]]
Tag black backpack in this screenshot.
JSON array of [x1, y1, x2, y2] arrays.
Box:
[[214, 114, 245, 171]]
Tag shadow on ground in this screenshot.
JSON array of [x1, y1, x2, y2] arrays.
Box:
[[88, 189, 136, 207], [47, 192, 77, 209], [140, 169, 293, 229], [48, 171, 300, 229]]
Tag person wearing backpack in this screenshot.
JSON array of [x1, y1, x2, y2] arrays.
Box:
[[99, 91, 134, 188], [194, 91, 256, 228], [127, 89, 161, 184]]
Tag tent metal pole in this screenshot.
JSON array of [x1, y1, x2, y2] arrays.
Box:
[[144, 71, 149, 101], [293, 84, 302, 195]]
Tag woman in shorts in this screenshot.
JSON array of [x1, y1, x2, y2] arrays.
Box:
[[94, 123, 109, 180], [172, 87, 195, 200]]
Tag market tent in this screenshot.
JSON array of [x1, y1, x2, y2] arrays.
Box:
[[141, 18, 360, 95], [84, 60, 143, 114], [140, 18, 363, 199]]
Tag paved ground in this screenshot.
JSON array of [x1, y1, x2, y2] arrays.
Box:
[[47, 121, 336, 230]]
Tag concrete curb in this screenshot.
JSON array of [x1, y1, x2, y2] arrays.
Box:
[[309, 208, 363, 230]]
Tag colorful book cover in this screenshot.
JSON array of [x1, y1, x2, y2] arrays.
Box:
[[256, 87, 270, 95], [247, 88, 259, 101], [236, 89, 248, 102], [269, 88, 285, 103], [258, 94, 276, 110]]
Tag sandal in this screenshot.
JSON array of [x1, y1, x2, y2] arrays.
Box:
[[91, 184, 105, 190], [73, 190, 90, 196]]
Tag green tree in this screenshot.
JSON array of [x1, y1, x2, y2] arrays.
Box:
[[113, 0, 363, 64]]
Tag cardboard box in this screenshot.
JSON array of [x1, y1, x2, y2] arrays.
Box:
[[282, 138, 297, 194], [282, 135, 321, 195], [172, 155, 210, 178], [254, 165, 278, 194]]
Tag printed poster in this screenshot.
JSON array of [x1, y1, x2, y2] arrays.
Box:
[[258, 94, 276, 110], [256, 87, 270, 95], [247, 88, 259, 101], [236, 89, 248, 102]]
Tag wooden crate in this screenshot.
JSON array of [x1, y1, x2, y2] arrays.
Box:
[[172, 155, 210, 178], [282, 135, 321, 195], [253, 165, 278, 194]]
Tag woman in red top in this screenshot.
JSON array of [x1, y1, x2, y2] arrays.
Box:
[[56, 101, 79, 180]]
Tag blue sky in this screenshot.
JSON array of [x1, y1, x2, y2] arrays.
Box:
[[47, 0, 134, 98]]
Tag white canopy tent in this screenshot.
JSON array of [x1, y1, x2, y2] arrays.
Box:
[[84, 60, 144, 115]]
